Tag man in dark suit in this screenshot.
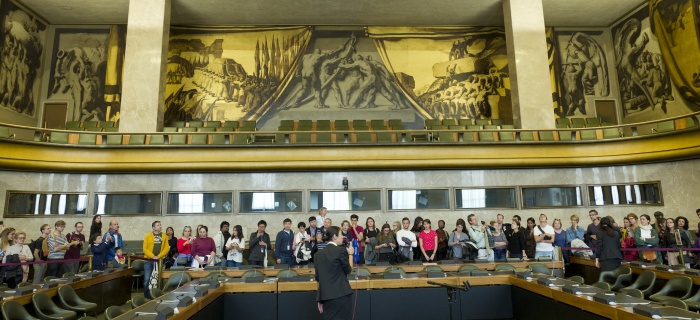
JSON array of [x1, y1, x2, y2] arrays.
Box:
[[315, 226, 354, 320]]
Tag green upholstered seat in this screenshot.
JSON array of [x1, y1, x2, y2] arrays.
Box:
[[188, 121, 203, 128], [205, 121, 221, 128]]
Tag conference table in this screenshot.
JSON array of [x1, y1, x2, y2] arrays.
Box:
[[0, 268, 133, 316], [160, 260, 565, 279], [119, 270, 696, 320]]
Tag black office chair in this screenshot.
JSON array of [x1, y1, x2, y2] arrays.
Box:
[[241, 270, 264, 279], [528, 263, 550, 275], [57, 286, 97, 317], [621, 288, 644, 299], [104, 306, 128, 320], [131, 260, 145, 291], [32, 292, 77, 320], [162, 272, 192, 292], [131, 295, 151, 308], [494, 264, 516, 271], [2, 300, 39, 320], [619, 270, 656, 298], [566, 276, 585, 284], [598, 266, 632, 291], [661, 298, 689, 310], [592, 281, 611, 291], [150, 288, 164, 298], [458, 265, 480, 272], [649, 276, 693, 302], [421, 265, 444, 273], [277, 269, 299, 279]]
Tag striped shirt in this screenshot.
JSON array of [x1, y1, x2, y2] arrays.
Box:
[[48, 233, 68, 260]]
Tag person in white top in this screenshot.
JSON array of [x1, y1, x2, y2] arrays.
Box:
[[316, 207, 328, 229], [295, 221, 312, 265], [396, 217, 417, 260], [467, 214, 491, 260], [224, 225, 245, 267], [214, 221, 231, 266], [534, 214, 555, 258], [8, 231, 34, 283]]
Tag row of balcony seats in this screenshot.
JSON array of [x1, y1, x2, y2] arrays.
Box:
[[44, 128, 627, 145], [425, 118, 504, 129], [555, 117, 603, 128], [165, 120, 257, 132], [278, 119, 405, 131], [62, 120, 119, 132]]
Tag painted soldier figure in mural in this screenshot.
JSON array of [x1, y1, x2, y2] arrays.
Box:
[[285, 34, 356, 109]]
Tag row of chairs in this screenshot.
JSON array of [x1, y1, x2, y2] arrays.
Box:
[[555, 117, 601, 127], [435, 128, 623, 142], [1, 285, 96, 320], [64, 120, 118, 129], [425, 118, 504, 129], [278, 119, 405, 131], [166, 120, 257, 131], [45, 127, 629, 145], [590, 266, 700, 311]]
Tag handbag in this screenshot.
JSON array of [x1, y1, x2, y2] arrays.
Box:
[[642, 250, 657, 262]]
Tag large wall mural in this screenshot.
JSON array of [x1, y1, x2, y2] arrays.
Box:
[[267, 29, 419, 129], [164, 26, 312, 126], [554, 30, 610, 118], [368, 27, 510, 122], [612, 4, 694, 123], [47, 26, 125, 122], [164, 27, 510, 129], [0, 0, 46, 118], [650, 0, 700, 110]]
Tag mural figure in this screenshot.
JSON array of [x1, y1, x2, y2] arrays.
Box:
[[615, 18, 673, 114], [51, 45, 106, 121], [649, 0, 700, 110], [285, 34, 356, 109], [0, 3, 45, 117], [559, 32, 610, 117], [413, 36, 508, 119]]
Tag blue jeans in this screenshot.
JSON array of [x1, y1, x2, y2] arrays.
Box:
[[365, 259, 374, 265], [226, 260, 240, 267], [509, 253, 523, 259], [279, 255, 294, 266], [493, 249, 507, 261], [144, 260, 155, 299], [218, 259, 227, 267]]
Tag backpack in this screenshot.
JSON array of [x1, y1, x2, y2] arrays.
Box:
[[41, 235, 51, 258]]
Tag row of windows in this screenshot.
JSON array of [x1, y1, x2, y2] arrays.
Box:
[[3, 182, 662, 216]]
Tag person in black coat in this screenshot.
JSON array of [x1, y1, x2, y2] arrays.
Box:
[[315, 226, 354, 320], [595, 217, 623, 271]]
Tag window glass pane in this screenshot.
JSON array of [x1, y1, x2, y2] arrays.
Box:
[[94, 193, 161, 215], [309, 191, 381, 211], [588, 182, 662, 206], [455, 188, 516, 208], [6, 192, 88, 215], [239, 191, 302, 213], [521, 187, 582, 208], [167, 193, 233, 214], [388, 189, 449, 210]]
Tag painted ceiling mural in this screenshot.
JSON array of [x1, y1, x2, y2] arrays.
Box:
[[0, 0, 46, 118]]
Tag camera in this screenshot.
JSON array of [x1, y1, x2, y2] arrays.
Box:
[[543, 235, 552, 240]]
